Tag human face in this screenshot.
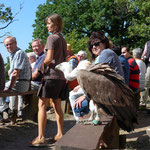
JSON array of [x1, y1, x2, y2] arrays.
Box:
[[28, 56, 36, 64], [4, 38, 17, 54], [121, 47, 130, 59], [46, 19, 55, 34], [32, 41, 44, 56], [91, 40, 104, 57], [77, 54, 84, 61]]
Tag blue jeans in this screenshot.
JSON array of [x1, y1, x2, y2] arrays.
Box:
[[69, 88, 89, 121]]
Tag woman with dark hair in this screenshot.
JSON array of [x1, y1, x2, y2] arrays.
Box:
[[73, 31, 124, 124], [88, 31, 123, 76], [31, 14, 67, 146]]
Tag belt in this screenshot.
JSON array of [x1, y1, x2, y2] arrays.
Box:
[[17, 79, 30, 82]]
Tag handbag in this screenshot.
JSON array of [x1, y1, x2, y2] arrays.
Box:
[[60, 83, 69, 101]]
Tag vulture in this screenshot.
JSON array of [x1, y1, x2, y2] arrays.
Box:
[[77, 63, 138, 132], [55, 60, 101, 124]]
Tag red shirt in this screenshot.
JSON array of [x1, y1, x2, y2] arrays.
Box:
[[128, 57, 140, 92]]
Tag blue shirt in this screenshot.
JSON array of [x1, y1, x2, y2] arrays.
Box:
[[119, 55, 130, 85], [95, 49, 124, 77], [9, 48, 31, 80], [32, 52, 45, 84]]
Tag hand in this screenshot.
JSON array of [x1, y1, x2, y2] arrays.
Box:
[[73, 95, 86, 109]]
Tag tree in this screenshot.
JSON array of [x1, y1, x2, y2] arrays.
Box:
[[0, 3, 23, 40], [0, 3, 23, 78], [32, 0, 150, 51]]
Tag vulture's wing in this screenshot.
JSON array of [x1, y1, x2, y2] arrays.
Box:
[[77, 63, 137, 132]]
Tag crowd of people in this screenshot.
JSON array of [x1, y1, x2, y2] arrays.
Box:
[[0, 13, 150, 147]]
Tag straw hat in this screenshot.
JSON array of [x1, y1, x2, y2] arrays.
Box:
[[67, 44, 72, 51]]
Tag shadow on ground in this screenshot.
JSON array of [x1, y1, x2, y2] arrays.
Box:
[[121, 111, 150, 149], [0, 117, 76, 150]]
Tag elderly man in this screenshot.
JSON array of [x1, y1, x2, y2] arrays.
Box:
[[27, 52, 36, 70], [77, 50, 87, 61], [31, 39, 45, 90], [3, 36, 31, 123]]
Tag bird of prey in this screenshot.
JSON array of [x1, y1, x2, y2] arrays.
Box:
[[77, 63, 138, 132]]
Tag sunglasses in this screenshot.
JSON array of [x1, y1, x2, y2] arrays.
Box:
[[91, 42, 101, 48]]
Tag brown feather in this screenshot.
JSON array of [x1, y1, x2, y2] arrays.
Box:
[[77, 63, 137, 132]]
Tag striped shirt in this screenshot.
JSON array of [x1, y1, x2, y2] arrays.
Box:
[[128, 57, 140, 92], [9, 48, 31, 80]]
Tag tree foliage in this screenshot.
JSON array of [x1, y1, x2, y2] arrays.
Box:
[[0, 3, 23, 39], [0, 3, 23, 77], [32, 0, 150, 52], [0, 4, 12, 23]]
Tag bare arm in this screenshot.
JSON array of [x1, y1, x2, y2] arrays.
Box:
[[40, 50, 54, 74], [44, 50, 54, 66], [8, 69, 20, 90], [32, 69, 40, 80]]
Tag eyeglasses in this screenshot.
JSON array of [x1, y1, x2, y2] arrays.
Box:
[[91, 42, 101, 48]]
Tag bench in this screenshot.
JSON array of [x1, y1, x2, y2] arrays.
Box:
[[0, 90, 38, 121], [55, 115, 122, 150]]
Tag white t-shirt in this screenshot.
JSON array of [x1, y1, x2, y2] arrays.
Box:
[[31, 62, 36, 70]]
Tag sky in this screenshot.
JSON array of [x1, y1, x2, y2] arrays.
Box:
[[0, 0, 46, 63]]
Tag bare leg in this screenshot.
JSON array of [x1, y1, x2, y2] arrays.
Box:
[[52, 98, 64, 140], [38, 97, 49, 139]]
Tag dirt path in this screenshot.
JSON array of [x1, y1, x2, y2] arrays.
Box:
[[120, 110, 150, 149], [0, 111, 150, 150], [0, 113, 76, 150]]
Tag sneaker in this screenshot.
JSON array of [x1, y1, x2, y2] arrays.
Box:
[[30, 137, 46, 147]]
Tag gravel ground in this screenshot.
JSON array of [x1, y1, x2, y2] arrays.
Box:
[[120, 110, 150, 149], [0, 110, 150, 150], [0, 113, 76, 150]]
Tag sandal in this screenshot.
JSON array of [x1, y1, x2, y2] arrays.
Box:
[[49, 135, 62, 144], [30, 137, 46, 147]]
